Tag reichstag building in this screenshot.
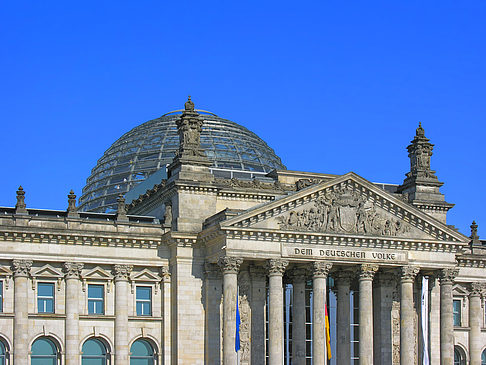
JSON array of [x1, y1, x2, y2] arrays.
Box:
[[0, 97, 484, 365]]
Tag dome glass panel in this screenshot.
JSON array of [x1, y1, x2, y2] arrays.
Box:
[[79, 112, 286, 212]]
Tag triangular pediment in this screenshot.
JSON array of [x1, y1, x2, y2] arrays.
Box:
[[221, 172, 468, 243], [131, 269, 161, 282], [453, 283, 469, 297], [32, 265, 63, 278], [83, 266, 113, 280], [0, 267, 12, 276]]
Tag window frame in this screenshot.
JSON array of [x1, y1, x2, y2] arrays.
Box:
[[87, 284, 105, 315], [37, 282, 55, 314], [0, 281, 3, 313], [135, 286, 152, 317], [453, 299, 462, 327]]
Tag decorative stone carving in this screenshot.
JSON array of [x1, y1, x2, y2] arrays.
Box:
[[470, 220, 481, 245], [67, 190, 79, 218], [218, 257, 243, 274], [312, 262, 333, 278], [175, 96, 207, 159], [15, 186, 27, 214], [163, 204, 172, 229], [400, 265, 420, 282], [113, 265, 133, 281], [295, 178, 322, 191], [11, 259, 32, 277], [160, 266, 171, 282], [62, 262, 84, 279], [276, 183, 410, 237], [359, 264, 379, 280], [215, 177, 289, 192], [238, 270, 251, 364], [265, 259, 288, 276], [438, 268, 459, 284], [470, 282, 483, 297], [406, 123, 437, 180], [116, 194, 128, 222]]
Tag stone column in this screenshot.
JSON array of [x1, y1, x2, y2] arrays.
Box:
[[113, 264, 132, 365], [266, 259, 288, 365], [312, 261, 332, 365], [359, 264, 378, 365], [335, 269, 354, 365], [12, 259, 32, 364], [250, 265, 267, 365], [469, 282, 483, 365], [429, 275, 441, 364], [373, 271, 396, 365], [160, 267, 171, 365], [290, 267, 307, 365], [218, 257, 243, 365], [204, 263, 222, 365], [400, 265, 419, 365], [63, 262, 84, 365], [439, 268, 458, 365]]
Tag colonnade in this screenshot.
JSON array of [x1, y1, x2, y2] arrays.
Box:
[[217, 257, 465, 365]]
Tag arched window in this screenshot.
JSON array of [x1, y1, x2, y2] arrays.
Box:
[[31, 338, 58, 365], [82, 338, 109, 365], [481, 349, 486, 365], [0, 340, 8, 365], [130, 339, 156, 365], [454, 346, 466, 365]]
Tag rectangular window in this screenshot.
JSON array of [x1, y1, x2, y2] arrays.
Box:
[[88, 284, 104, 315], [0, 281, 3, 312], [37, 282, 55, 313], [136, 286, 152, 316], [453, 299, 461, 326]]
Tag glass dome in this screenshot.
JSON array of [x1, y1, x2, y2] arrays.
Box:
[[79, 111, 286, 212]]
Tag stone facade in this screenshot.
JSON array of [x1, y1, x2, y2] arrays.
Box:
[[0, 101, 485, 364]]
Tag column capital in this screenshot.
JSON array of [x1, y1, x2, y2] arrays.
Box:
[[400, 265, 420, 283], [312, 261, 333, 278], [438, 268, 459, 285], [218, 256, 243, 274], [334, 268, 355, 285], [62, 262, 84, 279], [359, 264, 378, 281], [113, 264, 133, 281], [11, 259, 33, 277], [266, 259, 288, 276], [470, 282, 484, 297]]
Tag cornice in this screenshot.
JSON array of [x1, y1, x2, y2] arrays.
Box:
[[0, 228, 162, 248], [457, 255, 486, 268], [161, 231, 199, 247], [221, 226, 463, 253]]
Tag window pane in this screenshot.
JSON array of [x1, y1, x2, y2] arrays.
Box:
[[32, 338, 57, 355], [88, 285, 104, 299], [453, 300, 461, 326], [131, 340, 153, 356], [136, 287, 151, 300], [82, 339, 106, 356], [38, 283, 54, 296]]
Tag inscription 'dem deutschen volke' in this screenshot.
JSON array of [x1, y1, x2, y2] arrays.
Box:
[[290, 247, 401, 262]]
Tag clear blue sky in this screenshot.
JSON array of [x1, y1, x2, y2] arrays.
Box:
[[1, 1, 484, 237]]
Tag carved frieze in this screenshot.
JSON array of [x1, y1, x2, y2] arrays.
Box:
[[238, 270, 251, 364], [276, 184, 410, 237]]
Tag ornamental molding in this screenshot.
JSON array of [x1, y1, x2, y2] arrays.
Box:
[[469, 282, 484, 297], [439, 268, 459, 284], [457, 257, 486, 268], [312, 262, 333, 278], [220, 173, 468, 244], [162, 232, 199, 248]]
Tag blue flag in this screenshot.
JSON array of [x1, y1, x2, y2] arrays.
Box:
[[235, 296, 241, 352]]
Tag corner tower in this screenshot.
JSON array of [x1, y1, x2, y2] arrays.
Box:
[[397, 123, 454, 223]]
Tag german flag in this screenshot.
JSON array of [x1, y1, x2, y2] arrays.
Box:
[[325, 303, 331, 360]]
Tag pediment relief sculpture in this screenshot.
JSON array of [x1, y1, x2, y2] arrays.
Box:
[[276, 185, 411, 238]]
